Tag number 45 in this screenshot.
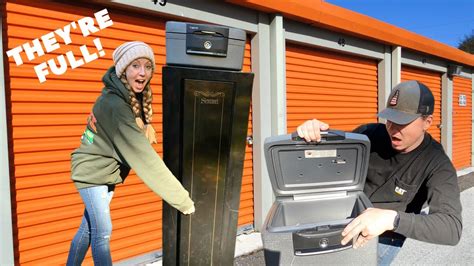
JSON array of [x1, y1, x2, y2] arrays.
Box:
[[152, 0, 167, 6]]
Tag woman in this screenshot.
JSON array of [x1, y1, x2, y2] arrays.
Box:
[[66, 41, 195, 265]]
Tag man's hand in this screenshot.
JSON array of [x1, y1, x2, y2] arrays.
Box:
[[341, 208, 398, 249], [296, 119, 330, 142]]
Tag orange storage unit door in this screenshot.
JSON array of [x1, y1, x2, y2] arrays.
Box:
[[401, 66, 442, 142], [286, 43, 378, 132], [452, 77, 472, 170], [239, 40, 254, 227], [5, 1, 253, 264]]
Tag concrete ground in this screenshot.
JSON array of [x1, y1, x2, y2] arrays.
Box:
[[392, 185, 474, 265], [147, 172, 474, 266], [233, 172, 474, 265]]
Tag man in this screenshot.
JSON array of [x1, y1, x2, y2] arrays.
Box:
[[297, 80, 462, 265]]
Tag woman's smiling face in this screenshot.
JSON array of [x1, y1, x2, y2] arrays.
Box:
[[125, 58, 153, 93]]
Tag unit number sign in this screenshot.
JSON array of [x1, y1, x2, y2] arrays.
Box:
[[458, 94, 467, 107]]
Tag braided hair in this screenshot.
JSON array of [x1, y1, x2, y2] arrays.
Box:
[[120, 75, 157, 144]]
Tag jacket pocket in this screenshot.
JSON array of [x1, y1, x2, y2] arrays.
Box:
[[370, 175, 417, 204], [393, 177, 418, 203]]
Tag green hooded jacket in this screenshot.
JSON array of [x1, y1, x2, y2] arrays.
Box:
[[71, 66, 193, 213]]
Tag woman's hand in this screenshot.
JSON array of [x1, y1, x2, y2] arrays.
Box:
[[182, 204, 195, 215]]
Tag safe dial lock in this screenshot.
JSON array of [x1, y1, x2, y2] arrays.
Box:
[[319, 238, 329, 249], [203, 41, 212, 50]]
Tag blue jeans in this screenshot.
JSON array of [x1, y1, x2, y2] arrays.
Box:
[[377, 237, 405, 266], [66, 185, 115, 266]]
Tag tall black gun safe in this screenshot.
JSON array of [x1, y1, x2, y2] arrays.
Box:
[[161, 22, 253, 265]]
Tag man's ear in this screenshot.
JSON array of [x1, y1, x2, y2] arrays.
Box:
[[423, 115, 433, 130]]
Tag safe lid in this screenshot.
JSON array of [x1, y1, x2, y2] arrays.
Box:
[[166, 21, 246, 57], [166, 21, 246, 41], [264, 131, 370, 197]]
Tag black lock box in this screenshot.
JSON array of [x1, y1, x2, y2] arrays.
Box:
[[166, 21, 246, 70]]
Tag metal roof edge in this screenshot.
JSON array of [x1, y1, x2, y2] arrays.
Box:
[[227, 0, 474, 67]]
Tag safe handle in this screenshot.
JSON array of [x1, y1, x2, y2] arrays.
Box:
[[291, 130, 345, 142], [294, 225, 343, 239], [192, 30, 225, 38]]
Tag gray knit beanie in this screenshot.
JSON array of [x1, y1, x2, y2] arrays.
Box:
[[112, 41, 155, 77]]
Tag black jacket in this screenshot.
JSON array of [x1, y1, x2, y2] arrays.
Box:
[[355, 123, 462, 245]]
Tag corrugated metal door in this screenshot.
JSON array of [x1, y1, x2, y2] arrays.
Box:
[[452, 77, 472, 170], [239, 41, 254, 226], [401, 66, 442, 142], [6, 1, 253, 264], [286, 43, 378, 132]]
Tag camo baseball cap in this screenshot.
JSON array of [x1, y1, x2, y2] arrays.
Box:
[[378, 80, 434, 125]]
